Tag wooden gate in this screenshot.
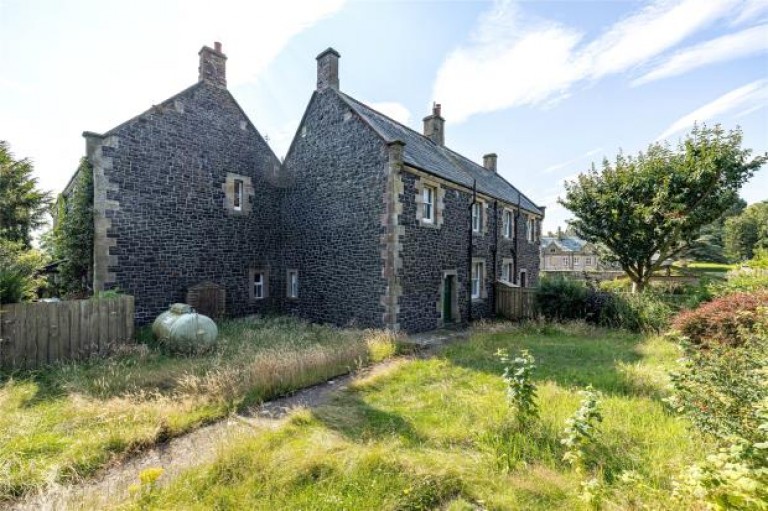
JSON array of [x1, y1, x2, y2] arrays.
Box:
[[186, 282, 226, 319], [495, 283, 536, 320]]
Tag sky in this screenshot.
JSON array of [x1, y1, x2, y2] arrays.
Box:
[[1, 0, 767, 232]]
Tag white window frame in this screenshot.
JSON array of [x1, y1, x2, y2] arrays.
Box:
[[422, 185, 435, 224], [233, 179, 244, 212], [253, 272, 264, 299], [471, 260, 484, 299], [287, 270, 298, 299], [527, 217, 536, 243], [472, 202, 483, 233], [503, 210, 514, 239]]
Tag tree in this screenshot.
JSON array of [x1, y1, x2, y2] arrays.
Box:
[[684, 197, 746, 263], [560, 125, 766, 292], [0, 141, 51, 247], [0, 239, 45, 303], [724, 201, 768, 262], [49, 158, 94, 296]]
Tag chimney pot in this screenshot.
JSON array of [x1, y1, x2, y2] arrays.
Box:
[[198, 43, 227, 88], [482, 153, 497, 172], [423, 103, 445, 146], [316, 47, 340, 91]]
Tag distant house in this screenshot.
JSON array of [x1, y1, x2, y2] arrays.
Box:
[[540, 231, 620, 275], [62, 43, 545, 332]]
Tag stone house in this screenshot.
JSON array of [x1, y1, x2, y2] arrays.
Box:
[[540, 231, 621, 276], [65, 43, 544, 332]]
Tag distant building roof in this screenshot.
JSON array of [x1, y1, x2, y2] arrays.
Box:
[[335, 91, 544, 216], [541, 236, 589, 252]]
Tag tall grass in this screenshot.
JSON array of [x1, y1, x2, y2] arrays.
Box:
[[0, 316, 398, 501], [116, 323, 708, 510]]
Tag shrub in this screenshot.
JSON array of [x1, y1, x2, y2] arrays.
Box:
[[561, 385, 602, 473], [497, 349, 538, 427], [593, 291, 673, 333], [535, 276, 587, 321], [671, 291, 768, 347], [0, 240, 44, 303], [667, 323, 768, 443]]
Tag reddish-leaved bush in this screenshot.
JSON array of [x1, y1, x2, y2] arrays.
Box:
[[671, 291, 768, 347]]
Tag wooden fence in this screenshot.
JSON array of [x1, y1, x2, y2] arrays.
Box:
[[495, 284, 536, 321], [0, 296, 134, 370]]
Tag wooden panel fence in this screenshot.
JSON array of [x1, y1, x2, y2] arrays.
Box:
[[495, 284, 536, 321], [0, 296, 134, 370]]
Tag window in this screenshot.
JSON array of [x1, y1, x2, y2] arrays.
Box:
[[471, 261, 484, 299], [472, 202, 483, 233], [519, 269, 528, 288], [574, 257, 581, 267], [585, 257, 593, 265], [422, 185, 435, 223], [287, 270, 298, 299], [233, 179, 244, 212], [503, 210, 514, 238], [501, 261, 514, 282], [527, 217, 539, 243], [251, 270, 266, 300], [253, 273, 264, 299]]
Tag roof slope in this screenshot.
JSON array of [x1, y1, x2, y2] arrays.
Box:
[[335, 91, 543, 215], [541, 237, 588, 252]]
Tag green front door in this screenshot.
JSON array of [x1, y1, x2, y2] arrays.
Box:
[[443, 276, 454, 323]]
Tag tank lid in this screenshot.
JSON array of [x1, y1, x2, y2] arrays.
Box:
[[170, 303, 193, 314]]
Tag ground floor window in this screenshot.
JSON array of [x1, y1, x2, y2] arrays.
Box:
[[250, 269, 268, 301], [501, 261, 514, 282], [471, 261, 484, 299], [287, 270, 299, 298]]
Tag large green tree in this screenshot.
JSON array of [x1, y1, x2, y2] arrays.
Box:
[[0, 141, 51, 247], [560, 125, 766, 292], [724, 201, 768, 262]]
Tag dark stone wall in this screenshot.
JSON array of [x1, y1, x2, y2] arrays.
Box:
[[398, 170, 541, 332], [102, 82, 284, 324], [280, 90, 389, 328]]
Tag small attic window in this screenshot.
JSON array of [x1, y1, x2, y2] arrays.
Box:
[[233, 179, 244, 212]]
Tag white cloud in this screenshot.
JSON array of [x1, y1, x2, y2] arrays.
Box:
[[634, 24, 768, 85], [432, 0, 741, 123], [733, 0, 768, 25], [657, 78, 768, 140], [367, 102, 412, 126], [544, 147, 602, 174]]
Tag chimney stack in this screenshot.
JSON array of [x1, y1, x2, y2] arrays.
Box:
[[316, 48, 340, 91], [423, 103, 444, 146], [198, 42, 227, 88], [483, 153, 497, 172]]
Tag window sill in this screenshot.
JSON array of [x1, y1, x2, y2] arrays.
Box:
[[419, 220, 440, 229]]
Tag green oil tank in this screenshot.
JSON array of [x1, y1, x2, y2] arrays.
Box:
[[152, 303, 218, 353]]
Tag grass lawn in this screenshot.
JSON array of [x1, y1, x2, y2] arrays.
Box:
[[0, 316, 396, 501], [120, 322, 709, 510]]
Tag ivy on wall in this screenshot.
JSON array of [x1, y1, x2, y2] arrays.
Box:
[[53, 158, 94, 297]]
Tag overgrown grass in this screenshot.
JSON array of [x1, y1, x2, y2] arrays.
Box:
[[0, 316, 397, 501], [120, 322, 708, 510]]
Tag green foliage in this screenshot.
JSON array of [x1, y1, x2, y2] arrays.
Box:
[[667, 321, 768, 444], [560, 385, 603, 473], [0, 141, 51, 248], [0, 239, 44, 303], [535, 276, 587, 321], [51, 159, 94, 297], [724, 201, 768, 262], [669, 319, 768, 509], [596, 292, 673, 333], [560, 125, 766, 292], [497, 349, 539, 427], [684, 197, 746, 263]]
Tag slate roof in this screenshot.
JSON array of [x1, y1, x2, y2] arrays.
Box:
[[335, 91, 543, 215], [541, 236, 589, 252]]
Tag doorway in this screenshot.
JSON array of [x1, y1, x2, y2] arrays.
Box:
[[441, 271, 458, 325]]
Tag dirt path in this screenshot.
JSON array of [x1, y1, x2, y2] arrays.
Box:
[[7, 330, 466, 511]]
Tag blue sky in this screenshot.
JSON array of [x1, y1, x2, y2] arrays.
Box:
[[1, 0, 767, 231]]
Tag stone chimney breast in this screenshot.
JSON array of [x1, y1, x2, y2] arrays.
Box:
[[483, 153, 497, 172], [423, 102, 445, 146], [316, 48, 340, 91], [198, 42, 227, 88]]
